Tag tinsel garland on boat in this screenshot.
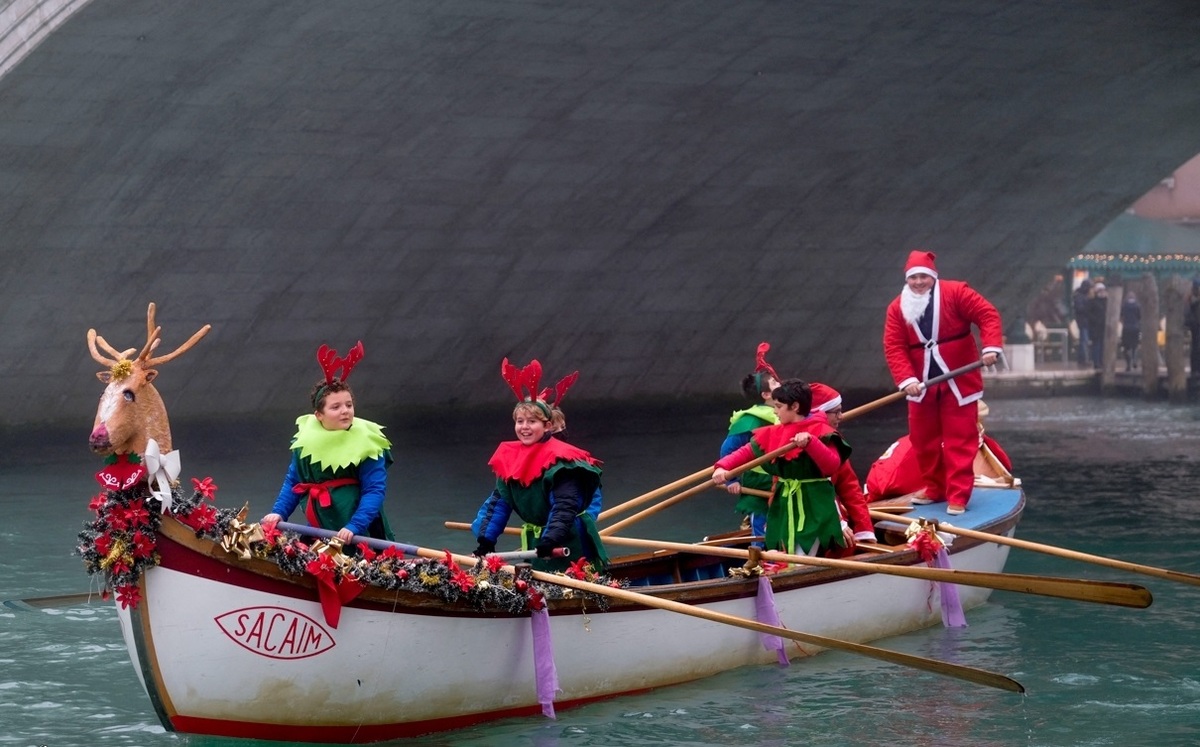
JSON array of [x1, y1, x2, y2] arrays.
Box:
[[76, 476, 621, 615]]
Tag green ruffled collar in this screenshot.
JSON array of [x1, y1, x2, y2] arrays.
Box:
[[729, 403, 778, 427], [291, 414, 390, 472]]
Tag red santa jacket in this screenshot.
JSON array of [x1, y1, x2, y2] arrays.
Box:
[[883, 279, 1003, 405]]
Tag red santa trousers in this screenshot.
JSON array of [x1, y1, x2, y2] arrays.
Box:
[[907, 382, 978, 507]]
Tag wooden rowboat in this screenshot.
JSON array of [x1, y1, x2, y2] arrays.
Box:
[[97, 484, 1026, 743]]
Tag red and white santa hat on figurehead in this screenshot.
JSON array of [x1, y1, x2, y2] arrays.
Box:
[[809, 382, 842, 412], [904, 249, 938, 279]]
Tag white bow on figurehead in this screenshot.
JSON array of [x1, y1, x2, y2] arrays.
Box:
[[143, 438, 181, 513]]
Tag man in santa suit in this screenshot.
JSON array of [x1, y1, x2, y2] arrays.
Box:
[[883, 250, 1004, 514]]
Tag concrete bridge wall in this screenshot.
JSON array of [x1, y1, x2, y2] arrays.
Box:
[[3, 0, 1200, 428]]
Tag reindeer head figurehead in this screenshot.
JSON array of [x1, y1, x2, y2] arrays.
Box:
[[88, 303, 211, 457]]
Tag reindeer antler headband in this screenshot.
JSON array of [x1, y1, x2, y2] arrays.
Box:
[[312, 342, 364, 408], [753, 341, 780, 393], [501, 358, 579, 420]]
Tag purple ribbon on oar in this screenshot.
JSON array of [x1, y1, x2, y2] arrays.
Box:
[[933, 547, 968, 628], [530, 606, 559, 718], [755, 576, 790, 666]]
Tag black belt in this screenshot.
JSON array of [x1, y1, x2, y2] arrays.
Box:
[[909, 330, 970, 350]]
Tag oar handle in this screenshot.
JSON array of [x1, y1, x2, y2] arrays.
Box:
[[599, 442, 795, 536], [597, 467, 713, 521], [731, 486, 773, 498], [842, 359, 987, 422]]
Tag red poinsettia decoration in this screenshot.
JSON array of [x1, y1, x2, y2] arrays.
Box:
[[88, 493, 108, 513], [191, 476, 218, 500], [356, 543, 377, 562], [565, 557, 592, 580], [115, 584, 141, 609], [380, 545, 405, 561], [443, 551, 476, 592], [121, 499, 151, 529], [178, 502, 219, 531], [485, 554, 505, 573], [131, 530, 156, 559]]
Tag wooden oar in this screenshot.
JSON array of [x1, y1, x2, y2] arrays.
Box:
[[443, 522, 1151, 608], [599, 443, 797, 536], [869, 509, 1200, 589], [734, 486, 773, 498], [598, 535, 1152, 608], [277, 522, 1022, 693], [841, 360, 987, 421], [597, 467, 714, 521], [3, 592, 103, 611]]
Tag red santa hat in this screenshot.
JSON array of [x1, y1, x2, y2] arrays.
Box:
[[904, 249, 938, 279], [809, 382, 842, 412]]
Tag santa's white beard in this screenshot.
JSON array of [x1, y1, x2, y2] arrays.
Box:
[[900, 286, 932, 323]]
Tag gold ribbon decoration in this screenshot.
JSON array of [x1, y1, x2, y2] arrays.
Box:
[[221, 505, 265, 560]]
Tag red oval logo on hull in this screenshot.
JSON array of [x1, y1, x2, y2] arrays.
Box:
[[216, 606, 336, 660]]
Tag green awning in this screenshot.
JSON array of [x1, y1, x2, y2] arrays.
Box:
[[1069, 213, 1200, 275], [1068, 253, 1200, 274]]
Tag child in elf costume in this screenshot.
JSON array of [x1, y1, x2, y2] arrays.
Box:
[[711, 379, 850, 557], [471, 358, 607, 573], [719, 342, 781, 540], [262, 342, 394, 543]]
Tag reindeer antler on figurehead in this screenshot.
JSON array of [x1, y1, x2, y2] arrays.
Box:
[[88, 302, 211, 458]]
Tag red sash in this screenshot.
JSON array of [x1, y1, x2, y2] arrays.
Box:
[[296, 478, 358, 526]]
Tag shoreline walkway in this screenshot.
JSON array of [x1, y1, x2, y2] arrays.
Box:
[[986, 360, 1198, 400]]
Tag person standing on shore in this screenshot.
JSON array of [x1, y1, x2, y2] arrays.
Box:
[[1185, 279, 1200, 378], [882, 250, 1003, 515], [1120, 291, 1141, 371], [1072, 279, 1093, 368], [1087, 282, 1109, 369]]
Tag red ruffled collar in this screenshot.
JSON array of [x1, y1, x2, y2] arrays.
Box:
[[751, 414, 835, 460], [488, 437, 601, 487]]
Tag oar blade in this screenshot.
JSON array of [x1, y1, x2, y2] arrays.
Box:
[[3, 593, 103, 611], [795, 629, 1026, 694], [973, 573, 1153, 609]]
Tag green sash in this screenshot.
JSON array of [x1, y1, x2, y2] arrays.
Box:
[[765, 477, 843, 555]]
